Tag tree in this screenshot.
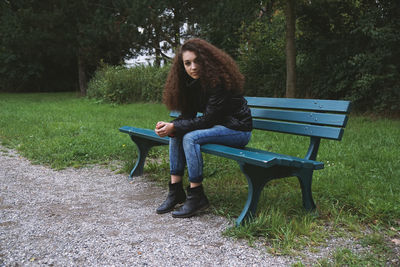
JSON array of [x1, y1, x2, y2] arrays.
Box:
[[136, 1, 195, 67], [237, 0, 298, 97], [188, 0, 261, 58], [0, 0, 146, 94], [295, 0, 400, 113], [0, 0, 77, 92], [284, 0, 296, 98], [62, 0, 146, 95], [236, 0, 298, 97], [238, 10, 286, 97]]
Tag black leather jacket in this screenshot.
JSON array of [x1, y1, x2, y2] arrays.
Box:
[[172, 79, 252, 137]]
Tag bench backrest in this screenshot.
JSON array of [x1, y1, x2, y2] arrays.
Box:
[[170, 97, 351, 141], [246, 97, 351, 141]]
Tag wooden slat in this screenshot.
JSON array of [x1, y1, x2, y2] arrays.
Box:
[[200, 144, 323, 170], [252, 119, 344, 140], [250, 108, 349, 127], [119, 126, 169, 144], [246, 97, 351, 113], [169, 111, 180, 118], [169, 111, 203, 118]]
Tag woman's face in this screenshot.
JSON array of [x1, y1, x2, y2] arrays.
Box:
[[182, 50, 200, 80]]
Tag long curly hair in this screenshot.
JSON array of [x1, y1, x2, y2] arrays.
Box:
[[163, 38, 245, 112]]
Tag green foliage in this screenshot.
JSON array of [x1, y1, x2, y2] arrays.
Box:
[[236, 0, 400, 114], [0, 1, 77, 92], [0, 0, 146, 92], [87, 64, 170, 104], [238, 12, 286, 97], [296, 0, 400, 114], [345, 2, 400, 114], [189, 0, 261, 58]]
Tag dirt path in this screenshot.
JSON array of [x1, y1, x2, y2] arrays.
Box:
[[0, 146, 298, 266]]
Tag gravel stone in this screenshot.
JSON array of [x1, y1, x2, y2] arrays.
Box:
[[0, 145, 371, 266]]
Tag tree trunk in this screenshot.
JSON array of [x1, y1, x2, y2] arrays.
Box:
[[153, 22, 162, 67], [172, 8, 181, 48], [154, 47, 161, 67], [285, 0, 296, 98], [78, 51, 87, 96]]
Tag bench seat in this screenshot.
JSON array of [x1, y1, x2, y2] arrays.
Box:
[[119, 126, 324, 171]]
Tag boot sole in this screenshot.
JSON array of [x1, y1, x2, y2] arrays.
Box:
[[171, 203, 210, 218], [156, 201, 185, 214]]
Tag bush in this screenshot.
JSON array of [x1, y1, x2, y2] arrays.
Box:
[[237, 1, 400, 115], [238, 13, 286, 97], [87, 64, 170, 104]]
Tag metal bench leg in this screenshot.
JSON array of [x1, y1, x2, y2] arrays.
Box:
[[129, 136, 167, 179], [236, 163, 269, 226], [296, 169, 316, 211]]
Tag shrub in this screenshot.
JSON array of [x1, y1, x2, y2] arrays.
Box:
[[237, 2, 400, 115], [87, 64, 170, 104], [237, 12, 286, 97], [140, 65, 171, 102]]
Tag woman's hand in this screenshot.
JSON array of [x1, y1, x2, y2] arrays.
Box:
[[155, 121, 175, 137]]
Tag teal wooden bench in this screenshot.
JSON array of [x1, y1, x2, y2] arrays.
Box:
[[119, 97, 351, 226]]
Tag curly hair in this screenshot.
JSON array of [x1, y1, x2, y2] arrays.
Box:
[[163, 38, 245, 112]]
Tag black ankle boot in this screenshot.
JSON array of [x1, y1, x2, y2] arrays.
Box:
[[171, 185, 210, 218], [156, 181, 186, 214]]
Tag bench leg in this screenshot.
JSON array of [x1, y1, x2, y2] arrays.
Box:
[[236, 163, 270, 226], [295, 169, 316, 211], [129, 136, 167, 179]]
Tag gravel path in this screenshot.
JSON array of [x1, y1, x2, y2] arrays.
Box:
[[0, 146, 298, 266], [2, 145, 383, 266]]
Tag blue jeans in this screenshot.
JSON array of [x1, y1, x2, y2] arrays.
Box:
[[169, 125, 251, 183]]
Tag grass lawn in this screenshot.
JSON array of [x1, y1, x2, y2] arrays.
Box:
[[1, 92, 399, 265]]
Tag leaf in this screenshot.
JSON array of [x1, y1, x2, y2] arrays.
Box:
[[391, 239, 400, 246]]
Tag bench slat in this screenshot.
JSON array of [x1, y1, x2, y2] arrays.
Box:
[[200, 144, 323, 170], [246, 97, 351, 113], [170, 111, 203, 118], [243, 147, 324, 170], [252, 119, 344, 140], [119, 126, 169, 144], [250, 108, 348, 127], [169, 111, 181, 118]]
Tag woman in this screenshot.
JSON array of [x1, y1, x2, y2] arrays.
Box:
[[154, 38, 252, 218]]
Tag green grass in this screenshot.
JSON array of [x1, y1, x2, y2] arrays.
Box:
[[1, 92, 399, 265], [0, 92, 170, 170]]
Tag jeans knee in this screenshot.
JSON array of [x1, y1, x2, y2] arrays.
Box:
[[182, 134, 196, 150]]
